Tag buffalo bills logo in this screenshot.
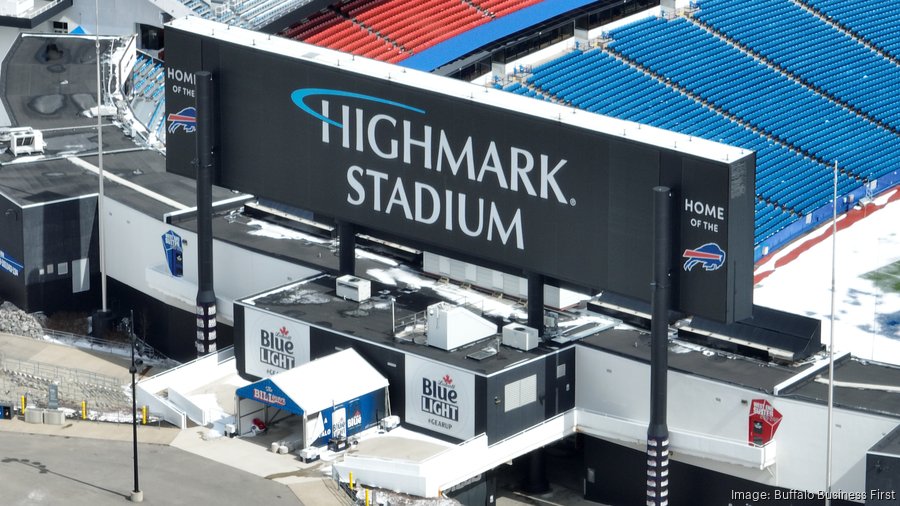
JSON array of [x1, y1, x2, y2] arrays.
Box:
[[167, 107, 196, 134], [683, 243, 726, 271]]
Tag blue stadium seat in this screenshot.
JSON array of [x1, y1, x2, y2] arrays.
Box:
[[516, 47, 858, 245], [608, 17, 898, 185], [803, 0, 900, 61], [695, 0, 900, 132]]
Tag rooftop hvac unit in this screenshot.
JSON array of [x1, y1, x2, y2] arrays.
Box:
[[336, 275, 371, 302], [5, 127, 45, 156], [380, 415, 400, 432], [502, 323, 539, 351], [426, 302, 496, 351]]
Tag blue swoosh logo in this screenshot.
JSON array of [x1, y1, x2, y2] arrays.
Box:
[[290, 88, 425, 128]]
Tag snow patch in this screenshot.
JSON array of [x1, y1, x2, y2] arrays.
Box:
[[755, 194, 900, 363]]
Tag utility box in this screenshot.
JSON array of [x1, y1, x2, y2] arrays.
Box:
[[380, 415, 400, 432], [336, 275, 371, 302], [6, 128, 45, 156], [24, 408, 43, 424], [44, 409, 64, 425], [502, 323, 539, 351], [299, 446, 320, 463]]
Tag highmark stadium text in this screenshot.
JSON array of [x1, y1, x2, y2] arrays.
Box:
[[311, 93, 575, 252]]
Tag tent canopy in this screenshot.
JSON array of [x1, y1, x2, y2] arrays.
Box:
[[236, 348, 388, 416]]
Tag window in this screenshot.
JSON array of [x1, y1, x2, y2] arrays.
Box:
[[72, 258, 89, 293], [52, 21, 68, 34]]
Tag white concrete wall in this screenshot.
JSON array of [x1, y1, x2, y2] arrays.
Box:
[[168, 386, 208, 425], [135, 382, 186, 429], [137, 348, 237, 428], [423, 251, 589, 309], [336, 411, 577, 497], [574, 345, 900, 494], [104, 197, 319, 324]]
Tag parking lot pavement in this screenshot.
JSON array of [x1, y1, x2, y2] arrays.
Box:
[[0, 415, 180, 444], [0, 431, 304, 506]]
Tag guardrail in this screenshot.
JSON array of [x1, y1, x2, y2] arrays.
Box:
[[25, 0, 67, 17], [0, 356, 132, 413], [42, 328, 179, 368], [0, 356, 122, 391]]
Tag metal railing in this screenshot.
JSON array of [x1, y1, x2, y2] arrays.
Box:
[[42, 328, 179, 368], [0, 356, 123, 391], [0, 356, 132, 413], [21, 0, 67, 18]]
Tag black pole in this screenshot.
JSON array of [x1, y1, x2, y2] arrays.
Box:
[[337, 220, 355, 276], [195, 70, 217, 357], [523, 447, 550, 494], [647, 186, 672, 506], [129, 329, 142, 502], [526, 271, 544, 337]]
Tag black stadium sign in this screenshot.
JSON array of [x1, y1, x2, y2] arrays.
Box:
[[164, 18, 755, 323]]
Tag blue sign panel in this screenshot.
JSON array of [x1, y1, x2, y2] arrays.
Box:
[[161, 230, 184, 277], [0, 250, 23, 277], [311, 389, 385, 446], [236, 378, 304, 416]]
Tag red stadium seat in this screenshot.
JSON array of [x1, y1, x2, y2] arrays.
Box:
[[283, 0, 539, 64]]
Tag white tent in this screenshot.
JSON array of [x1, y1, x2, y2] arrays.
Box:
[[235, 348, 389, 445]]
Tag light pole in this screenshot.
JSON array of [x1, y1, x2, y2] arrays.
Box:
[[129, 319, 143, 503]]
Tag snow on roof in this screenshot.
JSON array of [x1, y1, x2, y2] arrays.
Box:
[[237, 348, 388, 415]]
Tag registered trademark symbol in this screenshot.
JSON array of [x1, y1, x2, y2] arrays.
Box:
[[570, 198, 576, 206]]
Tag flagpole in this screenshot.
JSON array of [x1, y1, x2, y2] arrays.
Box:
[[825, 160, 837, 505], [95, 0, 107, 313]]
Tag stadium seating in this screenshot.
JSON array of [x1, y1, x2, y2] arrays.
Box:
[[515, 48, 858, 243], [282, 0, 538, 62], [607, 17, 900, 185], [800, 0, 900, 61], [695, 0, 900, 132], [472, 0, 544, 17], [173, 0, 313, 30], [184, 0, 211, 17], [129, 53, 168, 145]]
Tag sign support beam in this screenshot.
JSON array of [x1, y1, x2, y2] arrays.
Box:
[[195, 70, 217, 356], [647, 186, 672, 506]]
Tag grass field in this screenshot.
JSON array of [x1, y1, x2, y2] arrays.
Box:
[[863, 260, 900, 294]]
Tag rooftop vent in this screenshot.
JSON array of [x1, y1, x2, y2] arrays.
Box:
[[502, 323, 539, 351], [336, 274, 371, 302]]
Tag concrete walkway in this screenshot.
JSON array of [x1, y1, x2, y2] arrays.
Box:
[[0, 332, 133, 377], [0, 415, 180, 444]]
